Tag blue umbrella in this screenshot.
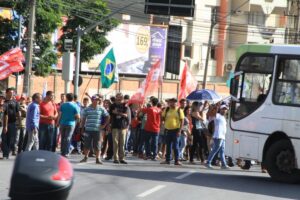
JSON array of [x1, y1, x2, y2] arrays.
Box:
[[186, 89, 221, 102]]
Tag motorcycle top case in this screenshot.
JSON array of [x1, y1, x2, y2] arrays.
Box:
[[9, 150, 73, 200]]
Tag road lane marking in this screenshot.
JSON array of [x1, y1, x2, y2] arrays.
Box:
[[175, 171, 195, 180], [137, 185, 166, 198]]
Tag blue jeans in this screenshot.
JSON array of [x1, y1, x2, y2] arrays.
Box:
[[144, 131, 159, 159], [1, 123, 17, 158], [39, 123, 54, 151], [60, 125, 75, 156], [165, 129, 180, 162], [179, 134, 187, 159], [127, 127, 137, 152], [207, 138, 227, 166], [125, 128, 131, 151], [52, 127, 58, 152]]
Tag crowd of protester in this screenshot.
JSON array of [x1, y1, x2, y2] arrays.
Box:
[[0, 87, 231, 169]]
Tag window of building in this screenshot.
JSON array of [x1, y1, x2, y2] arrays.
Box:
[[274, 57, 300, 106], [210, 45, 216, 60], [184, 45, 192, 58], [248, 12, 266, 26]]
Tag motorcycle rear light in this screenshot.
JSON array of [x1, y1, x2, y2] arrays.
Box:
[[52, 157, 73, 181]]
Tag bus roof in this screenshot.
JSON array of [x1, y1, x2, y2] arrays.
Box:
[[236, 44, 300, 61]]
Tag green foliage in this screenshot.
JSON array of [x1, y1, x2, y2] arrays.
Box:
[[0, 17, 18, 54], [0, 0, 118, 77]]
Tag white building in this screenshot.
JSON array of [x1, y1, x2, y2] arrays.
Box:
[[170, 0, 287, 85]]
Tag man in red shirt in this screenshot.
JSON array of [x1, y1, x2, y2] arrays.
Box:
[[142, 97, 161, 161], [39, 91, 58, 151]]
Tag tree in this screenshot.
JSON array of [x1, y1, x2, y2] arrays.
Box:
[[0, 0, 63, 76], [0, 0, 118, 76]]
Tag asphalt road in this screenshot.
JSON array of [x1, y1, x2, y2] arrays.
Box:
[[1, 154, 300, 200]]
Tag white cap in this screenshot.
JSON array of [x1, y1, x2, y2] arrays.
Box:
[[220, 105, 229, 110]]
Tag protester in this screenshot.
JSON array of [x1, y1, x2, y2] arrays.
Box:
[[101, 99, 113, 160], [161, 98, 184, 166], [80, 95, 110, 164], [52, 93, 66, 152], [206, 104, 230, 169], [190, 102, 205, 164], [109, 93, 129, 164], [15, 95, 27, 154], [39, 91, 57, 151], [71, 94, 82, 154], [179, 106, 190, 161], [138, 105, 148, 159], [25, 93, 42, 151], [179, 99, 186, 110], [1, 88, 20, 159], [141, 97, 161, 161], [56, 93, 80, 157]]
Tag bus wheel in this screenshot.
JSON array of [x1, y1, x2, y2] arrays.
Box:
[[265, 140, 300, 183]]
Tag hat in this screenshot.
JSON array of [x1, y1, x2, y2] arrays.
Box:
[[220, 105, 229, 110], [91, 95, 100, 101]]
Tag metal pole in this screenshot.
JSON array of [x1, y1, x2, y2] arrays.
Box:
[[16, 15, 22, 93], [74, 27, 82, 96], [202, 7, 217, 89], [23, 0, 36, 96]]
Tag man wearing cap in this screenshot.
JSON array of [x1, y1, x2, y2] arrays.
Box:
[[206, 104, 230, 169], [161, 98, 184, 165], [80, 95, 110, 164]]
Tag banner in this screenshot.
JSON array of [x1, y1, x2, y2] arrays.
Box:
[[178, 62, 197, 100], [81, 24, 167, 76], [0, 48, 25, 80], [129, 60, 161, 104]]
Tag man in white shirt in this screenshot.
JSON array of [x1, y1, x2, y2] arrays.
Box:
[[206, 104, 230, 169]]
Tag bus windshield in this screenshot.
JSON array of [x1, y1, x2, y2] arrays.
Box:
[[231, 54, 274, 120]]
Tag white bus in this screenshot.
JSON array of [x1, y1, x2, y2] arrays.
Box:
[[227, 44, 300, 183]]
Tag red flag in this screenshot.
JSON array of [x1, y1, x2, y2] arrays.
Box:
[[178, 62, 197, 100], [0, 48, 25, 80], [129, 60, 161, 104]]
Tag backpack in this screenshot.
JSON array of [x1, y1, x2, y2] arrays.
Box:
[[164, 107, 181, 120]]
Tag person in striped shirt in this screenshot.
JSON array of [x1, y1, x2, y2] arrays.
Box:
[[80, 95, 110, 164]]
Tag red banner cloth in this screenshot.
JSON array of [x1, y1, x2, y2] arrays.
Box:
[[178, 62, 197, 100], [129, 60, 161, 104], [0, 48, 25, 80]]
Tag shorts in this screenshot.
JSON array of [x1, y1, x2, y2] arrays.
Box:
[[83, 131, 101, 151]]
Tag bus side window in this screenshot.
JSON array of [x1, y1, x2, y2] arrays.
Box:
[[274, 58, 300, 106]]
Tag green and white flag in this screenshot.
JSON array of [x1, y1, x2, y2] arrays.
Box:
[[99, 48, 118, 88]]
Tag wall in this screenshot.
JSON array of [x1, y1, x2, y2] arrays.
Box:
[[7, 74, 229, 103]]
